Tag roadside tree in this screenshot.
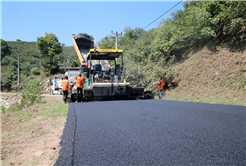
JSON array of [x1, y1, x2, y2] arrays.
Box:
[[37, 33, 62, 75], [1, 39, 11, 60]]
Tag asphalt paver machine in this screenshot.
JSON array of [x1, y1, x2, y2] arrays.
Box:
[[70, 33, 154, 101]]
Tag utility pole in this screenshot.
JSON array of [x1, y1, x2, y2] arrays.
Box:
[[13, 50, 20, 85], [111, 31, 122, 50], [111, 31, 122, 63], [18, 52, 19, 84]]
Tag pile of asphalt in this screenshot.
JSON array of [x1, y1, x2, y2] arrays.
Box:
[[54, 103, 76, 166]]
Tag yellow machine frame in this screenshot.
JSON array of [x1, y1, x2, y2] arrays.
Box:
[[86, 49, 123, 60]]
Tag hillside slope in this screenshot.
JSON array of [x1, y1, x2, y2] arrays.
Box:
[[1, 40, 76, 91], [164, 45, 246, 106]]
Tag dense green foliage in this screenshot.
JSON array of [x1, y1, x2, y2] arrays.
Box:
[[1, 40, 42, 91], [37, 33, 63, 74], [99, 27, 177, 89], [1, 39, 11, 60], [1, 39, 77, 91], [154, 1, 246, 58]]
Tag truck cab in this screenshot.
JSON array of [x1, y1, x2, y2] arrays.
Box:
[[52, 76, 63, 95]]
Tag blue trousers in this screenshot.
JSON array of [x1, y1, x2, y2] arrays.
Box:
[[159, 89, 162, 100]]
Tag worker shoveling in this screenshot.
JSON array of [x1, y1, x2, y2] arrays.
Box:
[[66, 33, 154, 102]]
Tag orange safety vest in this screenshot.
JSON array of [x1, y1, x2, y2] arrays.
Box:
[[76, 77, 84, 88], [62, 80, 69, 91], [82, 62, 88, 68], [158, 80, 164, 90]]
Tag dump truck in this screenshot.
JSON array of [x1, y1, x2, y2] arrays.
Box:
[[67, 33, 153, 101]]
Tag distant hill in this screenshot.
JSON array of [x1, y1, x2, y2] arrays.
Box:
[[2, 40, 77, 67], [1, 39, 77, 91], [2, 40, 76, 68]]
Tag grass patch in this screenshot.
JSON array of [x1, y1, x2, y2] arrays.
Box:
[[37, 130, 51, 135], [6, 133, 22, 140], [164, 92, 245, 106], [7, 135, 15, 139], [32, 160, 40, 166], [52, 121, 61, 128], [14, 112, 33, 120], [38, 104, 68, 118], [5, 104, 23, 112], [1, 106, 6, 114], [20, 122, 38, 132]]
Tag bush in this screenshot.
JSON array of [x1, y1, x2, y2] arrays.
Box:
[[31, 67, 41, 75], [1, 106, 6, 113], [20, 80, 44, 108]]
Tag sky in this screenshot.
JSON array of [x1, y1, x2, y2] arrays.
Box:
[[1, 1, 184, 46]]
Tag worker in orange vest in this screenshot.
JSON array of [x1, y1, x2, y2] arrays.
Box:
[[82, 62, 89, 78], [69, 81, 74, 91], [74, 73, 86, 102], [155, 77, 164, 100], [82, 62, 88, 68], [62, 75, 69, 103]]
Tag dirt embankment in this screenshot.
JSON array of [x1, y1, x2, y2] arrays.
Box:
[[165, 46, 246, 105], [1, 95, 66, 166]]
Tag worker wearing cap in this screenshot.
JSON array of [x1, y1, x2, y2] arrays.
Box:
[[70, 81, 74, 91], [75, 73, 86, 102], [106, 66, 111, 76], [62, 75, 69, 103], [155, 77, 164, 100], [82, 62, 89, 78]]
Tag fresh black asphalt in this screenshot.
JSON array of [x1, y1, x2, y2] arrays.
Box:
[[55, 100, 246, 165]]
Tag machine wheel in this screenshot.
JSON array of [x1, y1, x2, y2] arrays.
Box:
[[71, 94, 76, 102]]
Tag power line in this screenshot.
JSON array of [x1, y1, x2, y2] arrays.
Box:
[[123, 3, 145, 29], [142, 0, 183, 30]]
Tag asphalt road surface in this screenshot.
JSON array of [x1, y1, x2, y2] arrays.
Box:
[[55, 100, 245, 165]]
